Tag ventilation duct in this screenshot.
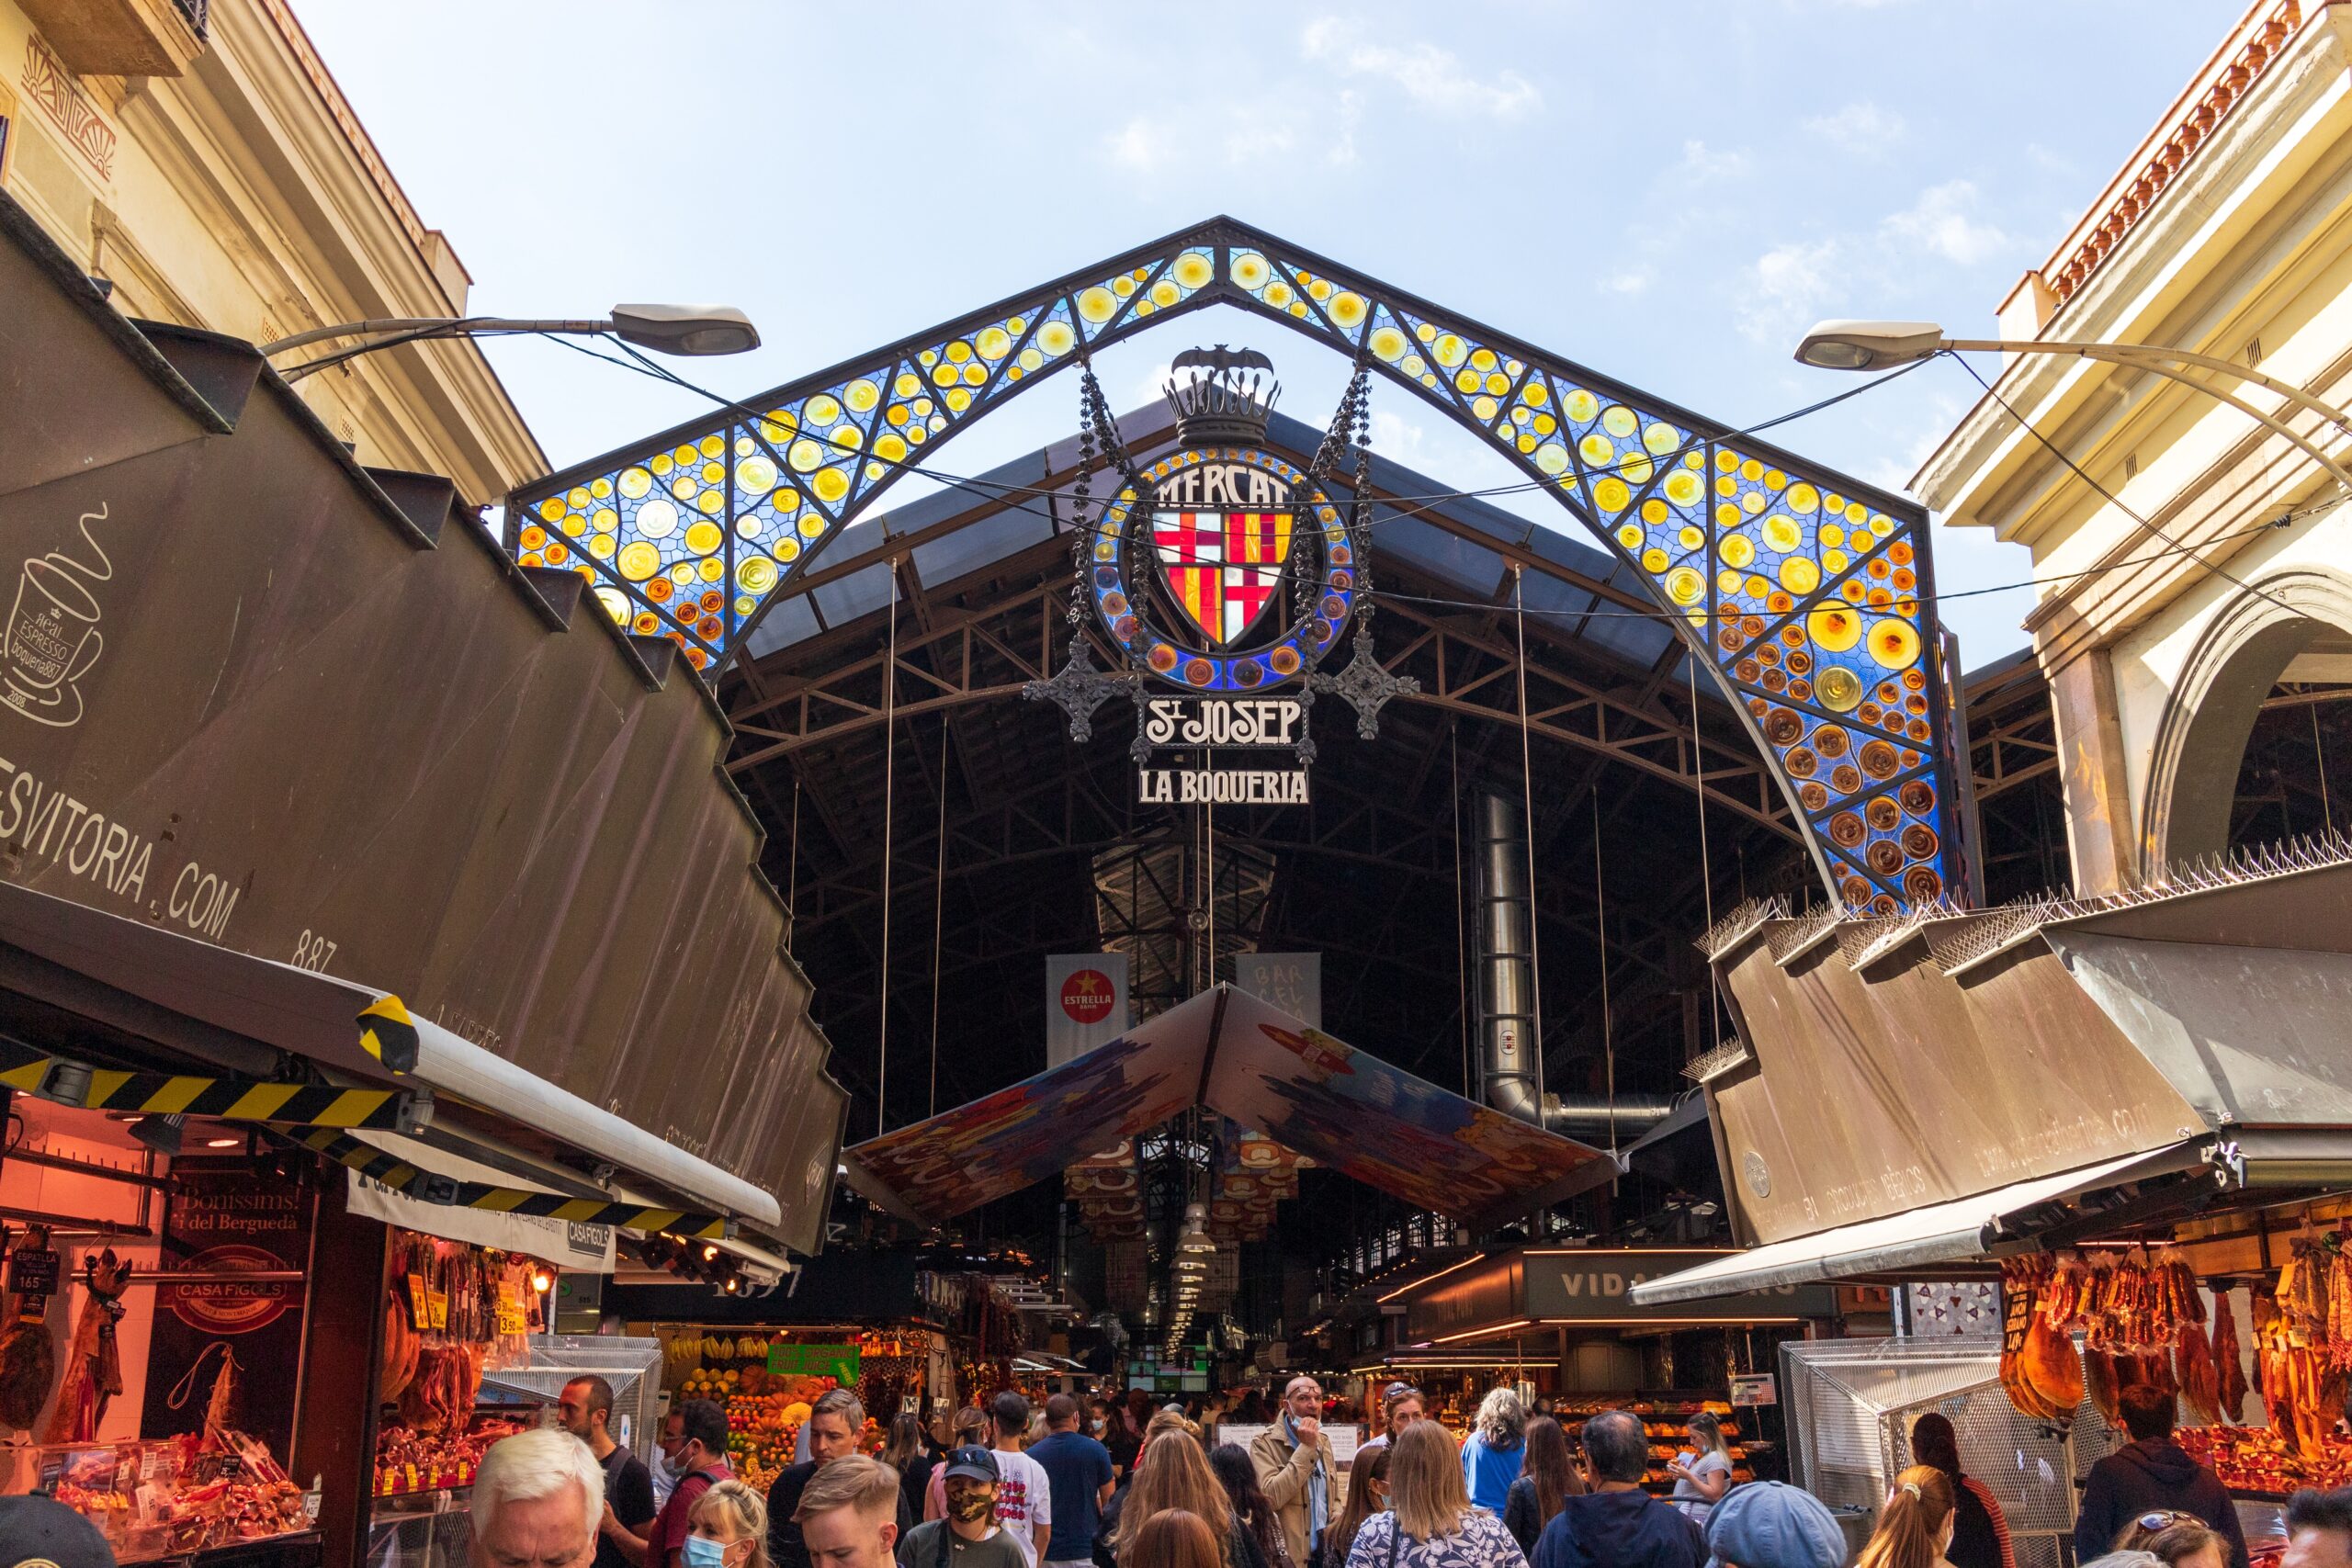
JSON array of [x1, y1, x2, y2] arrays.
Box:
[[1475, 787, 1676, 1136]]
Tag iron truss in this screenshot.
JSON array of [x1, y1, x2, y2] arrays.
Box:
[[507, 216, 1963, 911]]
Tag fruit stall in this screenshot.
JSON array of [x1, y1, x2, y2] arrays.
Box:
[[655, 1325, 942, 1492]]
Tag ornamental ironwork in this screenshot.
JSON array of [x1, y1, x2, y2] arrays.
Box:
[[505, 217, 1972, 913]]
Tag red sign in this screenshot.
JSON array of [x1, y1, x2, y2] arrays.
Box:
[[1060, 969, 1115, 1024], [158, 1242, 298, 1335]]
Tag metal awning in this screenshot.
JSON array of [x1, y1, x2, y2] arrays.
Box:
[[1628, 1142, 2211, 1305], [0, 881, 786, 1235]]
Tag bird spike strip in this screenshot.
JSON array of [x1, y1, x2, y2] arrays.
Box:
[[1924, 829, 2352, 978]]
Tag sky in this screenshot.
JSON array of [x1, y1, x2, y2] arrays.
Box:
[[299, 0, 2240, 666]]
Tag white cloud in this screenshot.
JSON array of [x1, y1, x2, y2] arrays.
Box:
[[1299, 17, 1540, 120], [1855, 390, 1968, 495], [1679, 139, 1750, 180], [1737, 237, 1846, 346], [1105, 116, 1176, 173], [1883, 179, 2011, 266], [1804, 101, 1905, 155], [1598, 267, 1652, 296], [1370, 409, 1429, 461]]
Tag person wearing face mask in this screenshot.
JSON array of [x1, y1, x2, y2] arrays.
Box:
[[690, 1482, 774, 1568], [1250, 1377, 1335, 1568], [1032, 1394, 1116, 1568], [652, 1403, 736, 1568], [898, 1447, 1031, 1568]]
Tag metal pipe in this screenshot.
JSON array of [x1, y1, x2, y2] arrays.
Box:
[[1473, 788, 1676, 1135]]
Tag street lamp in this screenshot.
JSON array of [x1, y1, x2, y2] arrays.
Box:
[[261, 303, 761, 383], [1793, 319, 2352, 491]]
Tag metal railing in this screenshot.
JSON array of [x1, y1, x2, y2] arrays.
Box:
[[174, 0, 209, 37]]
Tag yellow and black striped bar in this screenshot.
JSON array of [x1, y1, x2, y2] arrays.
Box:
[[0, 1035, 413, 1129], [290, 1127, 730, 1241]]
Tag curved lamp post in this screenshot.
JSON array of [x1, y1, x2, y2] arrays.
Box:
[[261, 303, 760, 382], [1793, 319, 2352, 492]]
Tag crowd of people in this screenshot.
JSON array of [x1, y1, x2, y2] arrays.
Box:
[[12, 1367, 2352, 1568]]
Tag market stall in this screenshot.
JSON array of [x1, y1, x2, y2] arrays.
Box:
[[0, 1101, 320, 1565]]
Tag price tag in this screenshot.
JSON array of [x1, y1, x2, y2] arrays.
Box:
[[7, 1247, 60, 1299], [406, 1273, 432, 1330], [494, 1285, 527, 1336], [426, 1288, 448, 1331]]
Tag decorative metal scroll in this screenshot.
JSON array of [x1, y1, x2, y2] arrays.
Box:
[[506, 217, 1966, 911]]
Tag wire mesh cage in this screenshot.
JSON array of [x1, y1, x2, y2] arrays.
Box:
[[481, 1334, 665, 1451], [1783, 1338, 2083, 1568]]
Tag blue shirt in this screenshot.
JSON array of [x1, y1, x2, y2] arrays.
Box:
[[1027, 1430, 1114, 1562], [1461, 1432, 1525, 1515]]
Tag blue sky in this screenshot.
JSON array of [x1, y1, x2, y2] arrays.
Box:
[[303, 1, 2236, 665]]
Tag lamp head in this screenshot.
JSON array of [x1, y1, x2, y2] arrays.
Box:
[[1792, 320, 1947, 371], [609, 304, 761, 357]]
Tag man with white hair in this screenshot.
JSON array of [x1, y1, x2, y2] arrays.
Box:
[[474, 1426, 609, 1568]]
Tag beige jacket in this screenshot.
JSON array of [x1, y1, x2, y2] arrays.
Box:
[[1250, 1421, 1336, 1568]]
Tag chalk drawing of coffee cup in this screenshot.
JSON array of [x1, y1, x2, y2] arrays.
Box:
[[2, 504, 110, 728]]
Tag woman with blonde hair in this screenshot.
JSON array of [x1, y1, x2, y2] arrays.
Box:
[[689, 1478, 773, 1568], [1460, 1388, 1528, 1516], [1117, 1432, 1237, 1567], [1857, 1465, 1958, 1568], [1344, 1422, 1523, 1568], [1667, 1413, 1732, 1526]]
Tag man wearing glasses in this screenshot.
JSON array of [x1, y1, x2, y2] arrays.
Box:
[[2074, 1385, 2246, 1568], [1354, 1384, 1424, 1460]]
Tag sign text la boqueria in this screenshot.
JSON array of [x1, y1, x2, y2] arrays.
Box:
[[1137, 697, 1310, 805]]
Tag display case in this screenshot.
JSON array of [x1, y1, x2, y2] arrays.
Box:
[[1781, 1337, 2080, 1568], [1549, 1395, 1759, 1495], [4, 1430, 315, 1564]]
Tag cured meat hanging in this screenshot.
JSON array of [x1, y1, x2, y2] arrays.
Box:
[[1999, 1249, 2211, 1422]]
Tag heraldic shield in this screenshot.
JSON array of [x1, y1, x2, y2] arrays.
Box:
[[1149, 506, 1293, 649]]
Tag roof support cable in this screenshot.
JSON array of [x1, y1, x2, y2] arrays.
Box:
[[1594, 789, 1619, 1192], [930, 713, 949, 1120], [1453, 724, 1470, 1099], [1688, 651, 1724, 1058], [1511, 564, 1545, 1115], [876, 557, 900, 1139]]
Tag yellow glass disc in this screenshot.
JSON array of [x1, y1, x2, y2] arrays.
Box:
[[1868, 617, 1921, 670], [684, 520, 723, 556], [1078, 287, 1118, 323], [812, 468, 851, 503], [1369, 326, 1408, 362], [1663, 470, 1703, 507], [1815, 665, 1863, 711], [1721, 534, 1755, 569], [1665, 566, 1705, 605], [1762, 514, 1802, 553], [1808, 606, 1863, 652], [1330, 292, 1368, 327], [617, 541, 661, 581], [618, 467, 652, 499], [1777, 556, 1819, 594]]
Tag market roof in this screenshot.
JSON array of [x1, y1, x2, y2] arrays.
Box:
[[842, 984, 1615, 1230], [1670, 840, 2352, 1291], [0, 188, 845, 1253]]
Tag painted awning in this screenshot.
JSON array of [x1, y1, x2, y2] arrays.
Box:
[[842, 984, 1611, 1228]]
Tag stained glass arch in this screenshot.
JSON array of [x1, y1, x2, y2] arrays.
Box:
[[505, 216, 1971, 912]]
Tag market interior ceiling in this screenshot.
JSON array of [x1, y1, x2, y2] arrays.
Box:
[[715, 399, 2352, 1258], [727, 403, 1804, 1123]]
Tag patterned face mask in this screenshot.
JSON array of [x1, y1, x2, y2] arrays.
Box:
[[948, 1488, 996, 1524]]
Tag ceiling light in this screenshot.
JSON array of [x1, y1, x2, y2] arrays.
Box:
[[205, 1135, 242, 1149], [132, 1114, 185, 1156]]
